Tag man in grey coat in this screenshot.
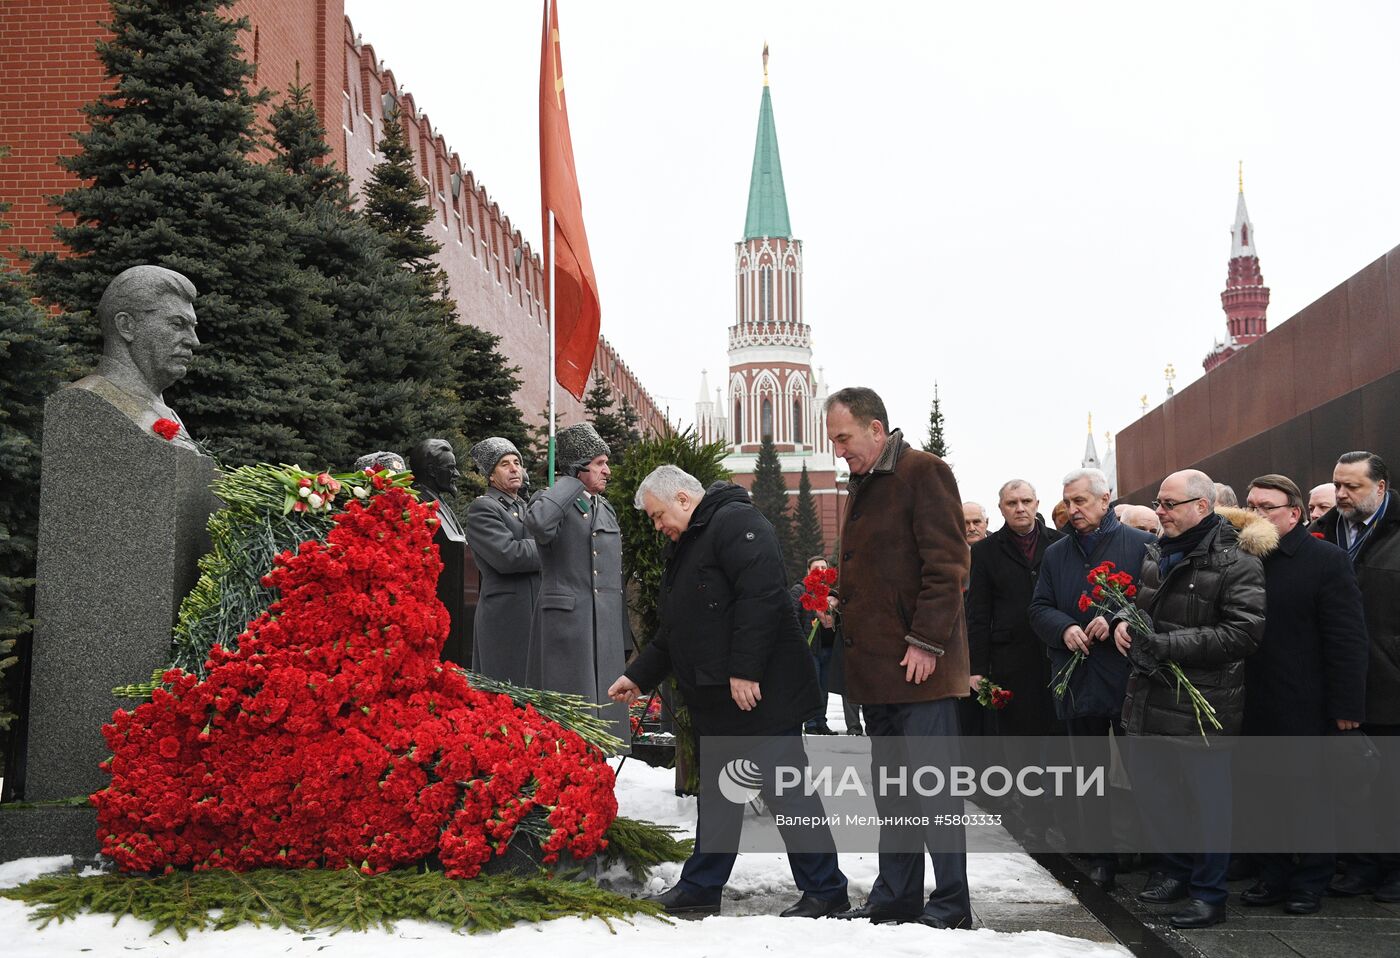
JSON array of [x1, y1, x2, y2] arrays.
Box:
[[524, 423, 629, 745], [465, 438, 540, 686]]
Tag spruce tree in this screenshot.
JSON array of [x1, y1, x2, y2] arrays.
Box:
[[361, 105, 527, 481], [749, 435, 794, 581], [923, 381, 949, 458], [584, 373, 640, 469], [268, 81, 450, 466], [362, 106, 441, 275], [0, 178, 71, 766], [28, 0, 349, 467], [790, 464, 825, 582]]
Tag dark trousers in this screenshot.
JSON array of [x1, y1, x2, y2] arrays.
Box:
[[862, 698, 972, 927], [844, 698, 864, 734], [1129, 741, 1232, 906], [1257, 852, 1335, 896], [806, 645, 835, 731], [1066, 715, 1125, 869], [678, 728, 847, 900], [1347, 723, 1400, 883]]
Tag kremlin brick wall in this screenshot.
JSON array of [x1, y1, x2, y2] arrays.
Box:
[[0, 0, 667, 438]]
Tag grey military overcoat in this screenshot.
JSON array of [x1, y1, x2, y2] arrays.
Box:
[[523, 475, 629, 745], [465, 488, 540, 685]]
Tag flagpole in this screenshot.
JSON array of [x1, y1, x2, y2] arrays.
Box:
[[547, 208, 557, 486]]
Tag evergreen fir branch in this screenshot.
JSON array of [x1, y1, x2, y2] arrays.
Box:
[[456, 668, 623, 755], [600, 817, 694, 882], [0, 867, 665, 938]]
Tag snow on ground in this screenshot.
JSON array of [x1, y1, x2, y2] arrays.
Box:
[[0, 698, 1127, 957]]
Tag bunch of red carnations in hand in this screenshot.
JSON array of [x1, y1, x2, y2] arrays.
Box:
[[798, 566, 839, 645], [93, 487, 616, 878], [1064, 560, 1220, 740], [976, 677, 1013, 710]]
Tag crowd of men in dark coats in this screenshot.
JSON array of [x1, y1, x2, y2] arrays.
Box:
[[457, 396, 1399, 932], [963, 452, 1394, 928]]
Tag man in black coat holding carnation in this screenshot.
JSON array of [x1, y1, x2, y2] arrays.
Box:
[[608, 465, 848, 919], [1113, 470, 1267, 929]]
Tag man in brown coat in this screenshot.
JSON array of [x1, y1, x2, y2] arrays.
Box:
[[824, 386, 973, 930]]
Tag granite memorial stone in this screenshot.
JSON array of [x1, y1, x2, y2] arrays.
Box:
[[20, 266, 220, 811]]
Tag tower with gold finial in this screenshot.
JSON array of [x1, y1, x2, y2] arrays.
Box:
[[1082, 413, 1100, 470], [1204, 163, 1271, 372], [694, 45, 841, 549]]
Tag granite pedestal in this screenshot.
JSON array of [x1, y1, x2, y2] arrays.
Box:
[[21, 386, 218, 808]]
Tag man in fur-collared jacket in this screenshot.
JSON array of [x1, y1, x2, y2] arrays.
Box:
[[1112, 469, 1268, 930]]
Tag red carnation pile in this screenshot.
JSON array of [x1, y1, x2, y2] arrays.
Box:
[[94, 488, 616, 878]]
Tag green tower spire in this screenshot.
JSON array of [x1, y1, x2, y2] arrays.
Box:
[[743, 46, 791, 240]]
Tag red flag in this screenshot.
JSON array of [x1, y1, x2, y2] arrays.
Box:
[[540, 0, 600, 401]]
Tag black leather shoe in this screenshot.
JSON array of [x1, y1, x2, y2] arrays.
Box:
[[1088, 865, 1116, 891], [780, 893, 851, 918], [1138, 874, 1189, 904], [1285, 890, 1323, 915], [1328, 873, 1376, 897], [1375, 876, 1400, 903], [644, 885, 721, 917], [915, 912, 972, 930], [1169, 899, 1226, 929], [1241, 881, 1287, 906], [833, 902, 921, 924]]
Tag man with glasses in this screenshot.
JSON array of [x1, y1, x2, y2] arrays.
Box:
[[1113, 470, 1266, 928], [1313, 452, 1400, 902], [1238, 475, 1366, 915]]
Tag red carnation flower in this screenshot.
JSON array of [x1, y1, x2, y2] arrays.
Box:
[[152, 418, 180, 441], [1077, 593, 1092, 613]]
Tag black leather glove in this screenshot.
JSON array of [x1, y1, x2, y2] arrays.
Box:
[[1127, 629, 1170, 674]]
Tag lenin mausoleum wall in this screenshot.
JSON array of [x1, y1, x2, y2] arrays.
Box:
[[1117, 241, 1400, 503]]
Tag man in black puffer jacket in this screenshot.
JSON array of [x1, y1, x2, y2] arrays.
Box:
[[609, 466, 848, 920], [1112, 469, 1267, 930]]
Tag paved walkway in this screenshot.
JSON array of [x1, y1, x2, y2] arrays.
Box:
[[1057, 854, 1400, 958]]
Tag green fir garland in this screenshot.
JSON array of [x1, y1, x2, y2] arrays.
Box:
[[0, 816, 688, 936], [0, 866, 667, 938]]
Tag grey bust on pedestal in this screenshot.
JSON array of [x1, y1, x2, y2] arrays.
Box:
[[7, 266, 221, 858], [410, 438, 473, 668]]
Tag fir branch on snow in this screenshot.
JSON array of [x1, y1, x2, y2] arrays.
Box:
[[600, 817, 695, 882], [0, 867, 667, 938]]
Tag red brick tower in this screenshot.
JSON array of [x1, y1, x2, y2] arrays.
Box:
[[1203, 165, 1271, 372], [695, 47, 844, 550]]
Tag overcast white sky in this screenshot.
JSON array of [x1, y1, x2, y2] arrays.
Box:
[[344, 0, 1400, 527]]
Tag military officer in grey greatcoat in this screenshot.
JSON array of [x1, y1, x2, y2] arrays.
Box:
[[465, 437, 540, 685], [524, 423, 629, 745]]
